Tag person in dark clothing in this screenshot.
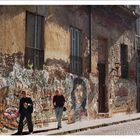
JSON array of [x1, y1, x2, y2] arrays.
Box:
[[53, 89, 65, 129], [15, 90, 33, 135]]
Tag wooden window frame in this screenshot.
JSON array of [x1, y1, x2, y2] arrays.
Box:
[[25, 11, 45, 70], [70, 26, 82, 75]]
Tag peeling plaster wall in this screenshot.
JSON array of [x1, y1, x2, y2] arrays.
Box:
[[0, 6, 48, 76], [45, 6, 90, 74], [0, 5, 49, 62], [0, 6, 27, 54]]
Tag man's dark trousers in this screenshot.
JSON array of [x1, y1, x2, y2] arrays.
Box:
[[18, 112, 33, 133]]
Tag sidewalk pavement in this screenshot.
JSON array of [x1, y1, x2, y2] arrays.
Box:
[[30, 112, 140, 135]]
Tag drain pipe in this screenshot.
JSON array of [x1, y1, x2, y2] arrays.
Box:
[[89, 5, 92, 73], [87, 5, 92, 120]]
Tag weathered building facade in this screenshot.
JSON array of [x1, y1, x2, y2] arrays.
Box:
[[135, 5, 140, 112], [0, 5, 138, 133], [91, 6, 137, 116]]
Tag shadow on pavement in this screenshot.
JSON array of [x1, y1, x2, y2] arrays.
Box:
[[11, 132, 31, 136], [11, 128, 58, 135], [33, 128, 58, 134]]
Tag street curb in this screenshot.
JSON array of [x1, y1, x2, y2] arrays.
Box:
[[47, 117, 140, 135]]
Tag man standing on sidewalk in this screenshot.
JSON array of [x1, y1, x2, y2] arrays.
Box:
[[53, 89, 65, 129], [15, 90, 33, 135]]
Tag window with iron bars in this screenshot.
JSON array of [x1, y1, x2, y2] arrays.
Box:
[[120, 44, 128, 79], [70, 27, 82, 75], [25, 12, 44, 70]]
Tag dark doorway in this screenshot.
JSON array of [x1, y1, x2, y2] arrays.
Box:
[[137, 51, 140, 112], [98, 63, 108, 113], [98, 37, 108, 113]]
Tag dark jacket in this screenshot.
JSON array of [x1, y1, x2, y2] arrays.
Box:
[[19, 97, 33, 114], [53, 95, 65, 108]]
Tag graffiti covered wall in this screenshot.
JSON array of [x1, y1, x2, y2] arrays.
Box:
[[0, 52, 98, 133]]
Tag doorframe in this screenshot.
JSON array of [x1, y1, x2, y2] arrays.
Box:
[[137, 50, 140, 112], [98, 63, 108, 113], [97, 37, 109, 113]]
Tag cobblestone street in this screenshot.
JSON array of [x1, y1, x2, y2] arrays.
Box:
[[72, 120, 140, 135]]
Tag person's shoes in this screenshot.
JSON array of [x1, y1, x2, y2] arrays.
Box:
[[29, 132, 33, 135], [12, 132, 22, 135], [57, 126, 62, 129], [29, 131, 33, 135]]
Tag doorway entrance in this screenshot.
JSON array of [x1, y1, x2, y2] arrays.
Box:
[[137, 51, 140, 112], [98, 38, 108, 113]]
